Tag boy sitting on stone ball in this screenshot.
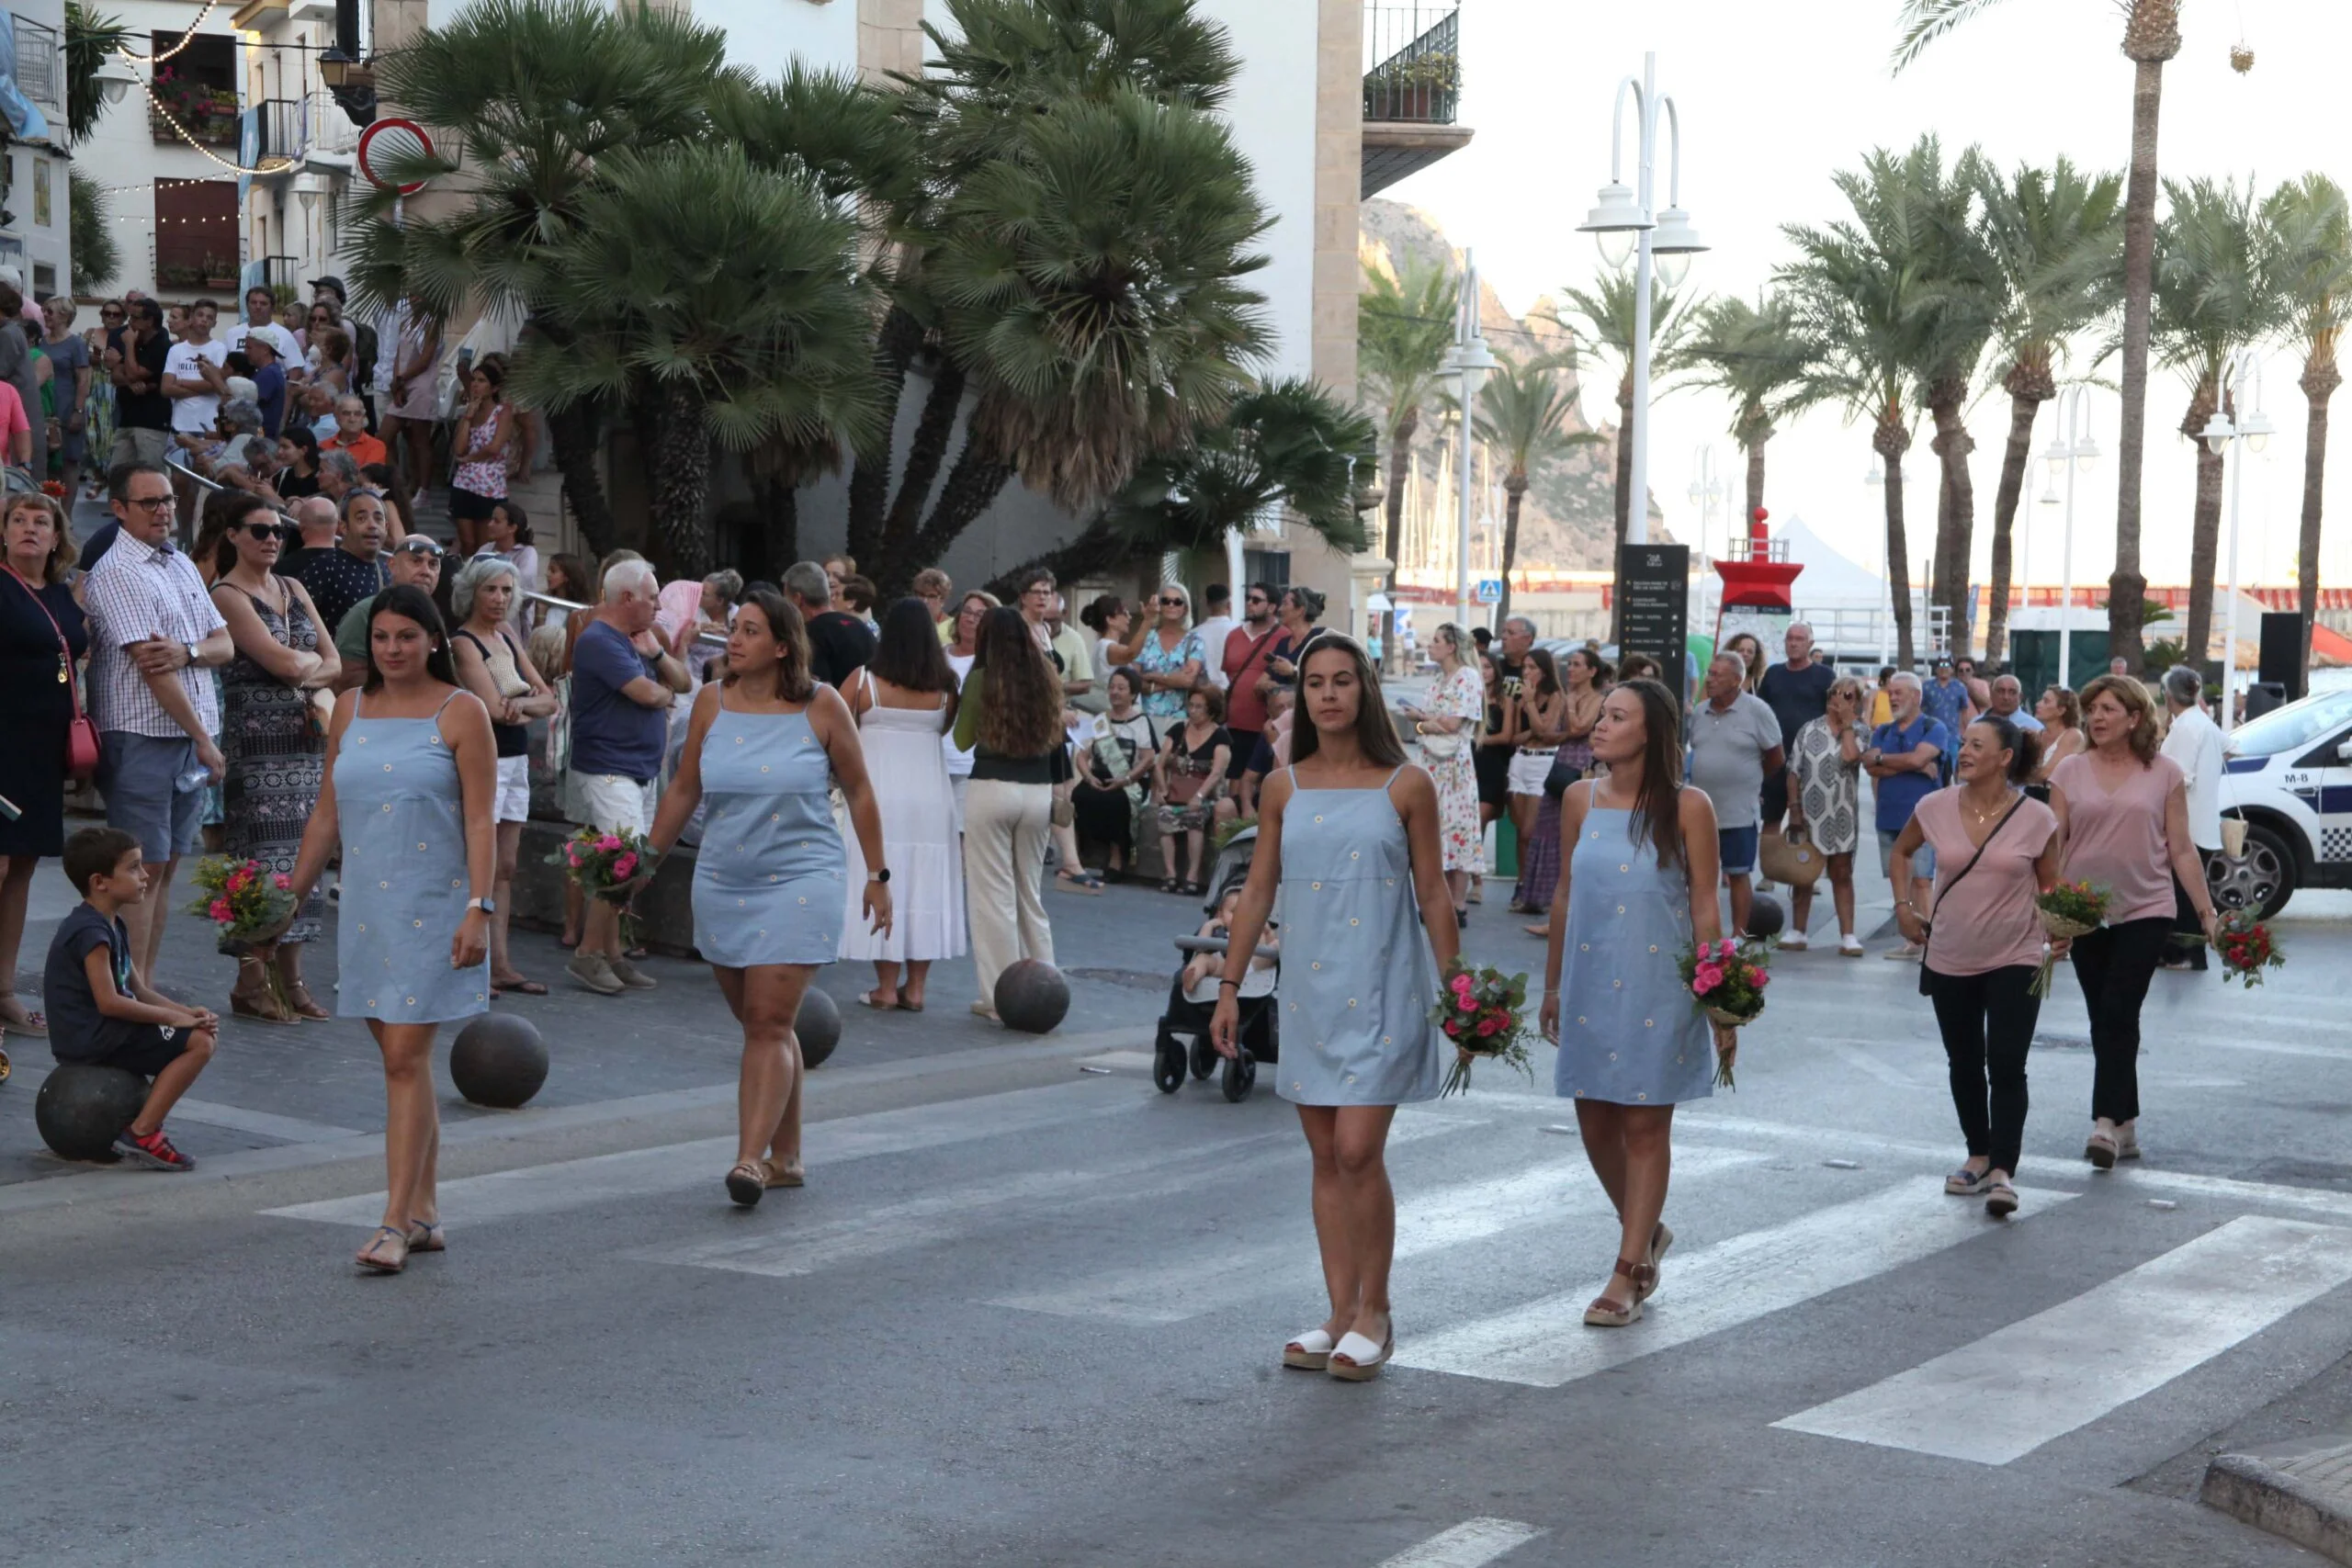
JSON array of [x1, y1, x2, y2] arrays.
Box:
[[41, 828, 219, 1170]]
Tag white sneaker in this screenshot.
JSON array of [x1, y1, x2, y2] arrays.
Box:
[[1838, 934, 1866, 957], [1779, 932, 1809, 953]]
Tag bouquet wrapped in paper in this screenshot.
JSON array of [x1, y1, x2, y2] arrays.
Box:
[[1427, 961, 1533, 1097], [2214, 909, 2284, 988], [547, 827, 652, 943], [2029, 881, 2109, 998], [1678, 936, 1767, 1089], [186, 855, 295, 946]]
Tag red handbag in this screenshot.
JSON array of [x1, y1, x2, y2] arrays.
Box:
[[7, 567, 97, 782]]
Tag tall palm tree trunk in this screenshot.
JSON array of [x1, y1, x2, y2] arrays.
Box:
[[1927, 381, 1977, 655], [2181, 384, 2226, 664], [649, 381, 716, 580], [1743, 434, 1766, 531], [846, 305, 925, 567], [1497, 473, 1527, 626], [1380, 405, 1421, 589], [2299, 354, 2342, 687], [881, 363, 968, 558], [1876, 412, 1917, 670], [546, 404, 619, 559], [1609, 373, 1634, 643], [1984, 379, 2050, 668], [2109, 38, 2177, 674]]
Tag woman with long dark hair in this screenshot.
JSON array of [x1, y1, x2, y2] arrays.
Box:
[[1541, 678, 1732, 1327], [647, 588, 890, 1204], [839, 596, 962, 1013], [1504, 648, 1566, 914], [282, 584, 495, 1273], [953, 604, 1065, 1020], [2048, 674, 2214, 1168], [1519, 647, 1604, 937], [447, 356, 515, 558], [1891, 716, 2064, 1218], [1212, 635, 1456, 1382], [267, 424, 322, 502]]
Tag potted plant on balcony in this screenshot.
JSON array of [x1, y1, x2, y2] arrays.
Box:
[[200, 254, 238, 289], [1363, 50, 1459, 121]]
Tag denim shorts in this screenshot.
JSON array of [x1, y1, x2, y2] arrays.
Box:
[[1718, 823, 1760, 877], [1879, 828, 1937, 880], [98, 731, 205, 862]]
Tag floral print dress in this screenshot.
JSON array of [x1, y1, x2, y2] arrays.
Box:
[[1425, 662, 1484, 873]]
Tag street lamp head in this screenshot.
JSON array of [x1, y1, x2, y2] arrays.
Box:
[[2199, 411, 2235, 457], [2074, 435, 2099, 474], [2041, 443, 2068, 480], [1577, 182, 1652, 270], [1863, 459, 1884, 488], [2039, 479, 2061, 507], [2242, 409, 2275, 454], [1649, 208, 1704, 288], [94, 55, 137, 104]]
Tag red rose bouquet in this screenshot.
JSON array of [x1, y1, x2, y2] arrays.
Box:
[[1678, 936, 1768, 1089], [1427, 961, 1532, 1097], [2213, 910, 2284, 988]]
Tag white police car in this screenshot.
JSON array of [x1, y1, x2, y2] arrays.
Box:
[[2215, 685, 2352, 917]]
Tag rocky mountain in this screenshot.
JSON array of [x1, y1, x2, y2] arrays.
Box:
[[1358, 198, 1663, 572]]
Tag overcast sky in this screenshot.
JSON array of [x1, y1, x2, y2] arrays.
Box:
[[1380, 0, 2352, 594]]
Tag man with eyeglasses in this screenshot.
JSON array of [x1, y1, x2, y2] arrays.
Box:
[[84, 463, 234, 979], [332, 533, 444, 690], [913, 567, 955, 643], [104, 299, 175, 471], [1220, 581, 1283, 776]]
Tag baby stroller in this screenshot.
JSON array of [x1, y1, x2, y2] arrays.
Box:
[[1153, 826, 1280, 1102]]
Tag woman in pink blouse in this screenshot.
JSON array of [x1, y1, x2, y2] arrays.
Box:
[[1890, 716, 2064, 1218], [2047, 675, 2216, 1168]]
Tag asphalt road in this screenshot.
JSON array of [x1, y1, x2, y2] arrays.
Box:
[[5, 862, 2350, 1566]]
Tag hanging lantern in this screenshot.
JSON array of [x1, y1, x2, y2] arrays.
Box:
[[2230, 43, 2255, 73]]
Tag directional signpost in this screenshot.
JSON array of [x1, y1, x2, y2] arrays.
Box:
[[1616, 543, 1690, 705]]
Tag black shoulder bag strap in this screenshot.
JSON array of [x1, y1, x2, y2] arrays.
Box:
[[1917, 793, 2029, 995]]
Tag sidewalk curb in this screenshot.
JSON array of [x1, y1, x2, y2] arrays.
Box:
[[2201, 1436, 2352, 1565]]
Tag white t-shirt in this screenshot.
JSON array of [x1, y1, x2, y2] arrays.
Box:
[[1191, 614, 1238, 688], [944, 650, 977, 779], [2161, 701, 2226, 851], [225, 321, 300, 365], [163, 338, 228, 434]]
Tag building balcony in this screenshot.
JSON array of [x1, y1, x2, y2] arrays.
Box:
[[1362, 3, 1474, 198], [152, 91, 242, 148], [12, 14, 59, 112]]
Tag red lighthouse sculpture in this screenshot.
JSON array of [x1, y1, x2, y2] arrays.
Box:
[[1713, 506, 1804, 624]]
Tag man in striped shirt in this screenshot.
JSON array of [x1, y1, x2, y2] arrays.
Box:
[[84, 463, 233, 979]]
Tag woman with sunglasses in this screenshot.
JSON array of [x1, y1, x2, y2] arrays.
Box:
[[209, 494, 339, 1021], [1128, 584, 1205, 725]]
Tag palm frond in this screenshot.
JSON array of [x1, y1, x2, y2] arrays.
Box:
[[1892, 0, 2019, 73]]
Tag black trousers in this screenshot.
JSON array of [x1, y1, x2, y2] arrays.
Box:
[[2168, 869, 2210, 967], [2068, 915, 2171, 1123], [1925, 964, 2040, 1176]]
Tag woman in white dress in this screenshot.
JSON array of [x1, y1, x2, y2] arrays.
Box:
[[842, 598, 967, 1012]]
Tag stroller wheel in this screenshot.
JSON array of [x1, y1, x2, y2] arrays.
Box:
[[1220, 1047, 1256, 1103], [1152, 1029, 1187, 1095], [1188, 1032, 1216, 1081]]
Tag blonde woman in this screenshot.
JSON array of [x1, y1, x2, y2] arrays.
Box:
[[1398, 622, 1482, 921], [1784, 674, 1868, 955]]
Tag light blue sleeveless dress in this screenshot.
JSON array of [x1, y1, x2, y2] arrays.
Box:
[[334, 690, 491, 1024], [1275, 767, 1443, 1107], [693, 697, 845, 967], [1554, 803, 1714, 1105]]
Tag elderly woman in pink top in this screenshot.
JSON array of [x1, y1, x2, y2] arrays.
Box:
[[2047, 674, 2216, 1169], [1890, 716, 2064, 1219]]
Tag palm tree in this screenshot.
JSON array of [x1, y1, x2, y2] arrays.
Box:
[[1548, 270, 1697, 595], [514, 143, 882, 578], [1473, 351, 1600, 625], [1685, 291, 1816, 526], [1972, 157, 2124, 664], [1896, 0, 2185, 674], [2150, 176, 2282, 667], [1359, 258, 1462, 592], [999, 377, 1376, 591], [70, 169, 118, 293], [64, 2, 130, 145], [2265, 175, 2352, 686], [1781, 153, 1948, 668], [1904, 140, 1999, 650]]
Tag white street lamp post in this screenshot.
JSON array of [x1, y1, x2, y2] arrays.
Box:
[[1442, 249, 1498, 631], [2199, 351, 2273, 735], [2041, 387, 2099, 689], [1577, 51, 1704, 551], [1687, 446, 1722, 564]]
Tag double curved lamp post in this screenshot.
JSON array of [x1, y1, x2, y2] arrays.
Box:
[[1441, 250, 1498, 632], [1574, 52, 1705, 550], [2037, 387, 2100, 688], [2199, 352, 2274, 734]]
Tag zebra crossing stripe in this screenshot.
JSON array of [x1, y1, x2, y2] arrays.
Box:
[[1373, 1517, 1544, 1567], [991, 1145, 1767, 1325], [1396, 1181, 2075, 1388], [1773, 1215, 2352, 1465]]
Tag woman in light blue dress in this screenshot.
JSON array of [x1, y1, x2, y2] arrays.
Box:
[[1212, 635, 1456, 1382], [1541, 676, 1736, 1328], [286, 583, 496, 1275], [647, 588, 890, 1209]]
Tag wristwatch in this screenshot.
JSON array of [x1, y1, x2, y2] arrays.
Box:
[[867, 869, 891, 885], [468, 897, 496, 914], [184, 642, 201, 669]]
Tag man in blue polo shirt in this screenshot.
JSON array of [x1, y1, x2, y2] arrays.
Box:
[[1863, 671, 1950, 961]]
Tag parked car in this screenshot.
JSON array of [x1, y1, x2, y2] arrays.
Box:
[[2213, 685, 2352, 918]]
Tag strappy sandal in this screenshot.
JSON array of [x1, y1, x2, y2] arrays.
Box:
[[1645, 1222, 1674, 1302], [725, 1161, 766, 1208], [1283, 1327, 1335, 1371], [490, 974, 548, 997], [280, 978, 332, 1021], [1327, 1325, 1396, 1382], [356, 1225, 409, 1274], [0, 990, 48, 1037], [857, 989, 899, 1010], [759, 1157, 804, 1190], [232, 957, 299, 1024], [1583, 1258, 1656, 1327], [405, 1218, 447, 1252], [1984, 1180, 2019, 1219], [1945, 1164, 1995, 1196]]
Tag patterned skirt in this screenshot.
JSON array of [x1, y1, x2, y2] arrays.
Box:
[[219, 678, 327, 949]]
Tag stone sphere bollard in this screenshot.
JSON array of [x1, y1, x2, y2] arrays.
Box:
[[993, 960, 1070, 1034], [449, 1013, 549, 1109], [797, 986, 841, 1069], [1745, 892, 1786, 942], [34, 1062, 149, 1161]]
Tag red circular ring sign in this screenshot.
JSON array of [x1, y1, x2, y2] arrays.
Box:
[[357, 118, 435, 196]]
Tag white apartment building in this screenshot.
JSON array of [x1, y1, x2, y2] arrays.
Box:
[[230, 0, 363, 302], [0, 0, 72, 298]]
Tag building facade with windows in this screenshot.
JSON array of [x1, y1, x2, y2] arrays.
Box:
[[0, 0, 72, 298], [230, 0, 365, 303]]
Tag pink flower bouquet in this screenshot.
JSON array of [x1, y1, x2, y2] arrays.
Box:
[[1425, 961, 1533, 1097], [1677, 935, 1769, 1088]]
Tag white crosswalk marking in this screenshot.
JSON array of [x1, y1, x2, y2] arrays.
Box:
[[1374, 1517, 1544, 1567], [1774, 1215, 2352, 1464], [994, 1145, 1766, 1325], [1396, 1181, 2075, 1388]]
